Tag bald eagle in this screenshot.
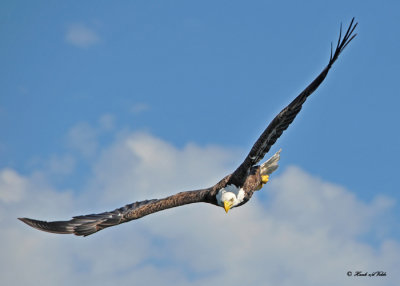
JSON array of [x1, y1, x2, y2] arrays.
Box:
[[19, 18, 357, 236]]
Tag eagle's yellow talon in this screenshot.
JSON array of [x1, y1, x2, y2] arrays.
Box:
[[261, 175, 269, 184]]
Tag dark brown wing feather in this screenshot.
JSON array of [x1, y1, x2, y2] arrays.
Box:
[[229, 18, 357, 186], [19, 189, 210, 236]]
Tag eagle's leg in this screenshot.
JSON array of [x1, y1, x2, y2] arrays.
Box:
[[255, 149, 281, 190]]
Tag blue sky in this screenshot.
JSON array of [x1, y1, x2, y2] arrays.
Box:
[[1, 1, 400, 285]]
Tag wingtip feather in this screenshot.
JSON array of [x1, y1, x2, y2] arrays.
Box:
[[329, 17, 358, 66], [18, 217, 74, 234]]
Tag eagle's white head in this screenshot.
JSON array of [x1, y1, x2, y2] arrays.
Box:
[[216, 184, 245, 213]]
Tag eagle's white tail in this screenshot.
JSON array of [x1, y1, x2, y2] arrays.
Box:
[[260, 149, 281, 176]]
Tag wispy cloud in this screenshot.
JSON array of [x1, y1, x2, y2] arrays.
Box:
[[46, 154, 76, 176], [1, 130, 399, 285], [66, 115, 116, 159], [67, 122, 98, 158], [131, 103, 150, 115], [65, 23, 100, 48], [98, 114, 115, 131]]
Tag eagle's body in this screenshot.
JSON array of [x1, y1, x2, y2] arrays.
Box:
[[19, 19, 358, 237]]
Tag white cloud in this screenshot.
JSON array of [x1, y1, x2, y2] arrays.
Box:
[[65, 23, 100, 48], [1, 132, 399, 286], [0, 169, 27, 203], [266, 167, 395, 240], [86, 131, 238, 205]]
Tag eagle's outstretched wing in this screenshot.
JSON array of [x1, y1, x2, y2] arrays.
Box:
[[19, 19, 357, 237], [19, 189, 210, 236], [230, 18, 357, 185]]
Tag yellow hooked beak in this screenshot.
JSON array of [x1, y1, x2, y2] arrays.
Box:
[[223, 201, 233, 213]]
